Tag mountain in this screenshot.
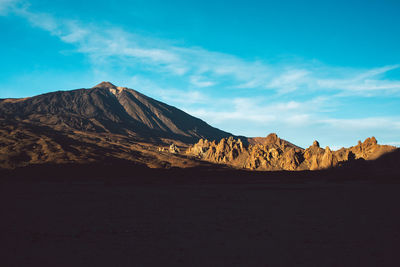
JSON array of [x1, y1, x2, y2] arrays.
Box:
[[0, 82, 232, 169], [0, 82, 230, 143]]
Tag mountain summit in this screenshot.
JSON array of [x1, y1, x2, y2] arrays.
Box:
[[92, 81, 118, 89]]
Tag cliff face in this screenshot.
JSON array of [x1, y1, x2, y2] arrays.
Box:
[[187, 134, 396, 171]]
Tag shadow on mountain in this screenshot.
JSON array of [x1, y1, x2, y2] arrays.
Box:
[[332, 148, 400, 178]]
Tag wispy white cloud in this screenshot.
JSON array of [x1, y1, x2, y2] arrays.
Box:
[[321, 117, 400, 131], [187, 96, 327, 125], [0, 0, 19, 14], [387, 142, 400, 147], [189, 75, 215, 88], [316, 64, 400, 95], [186, 96, 400, 148], [267, 69, 310, 93], [130, 75, 208, 105]]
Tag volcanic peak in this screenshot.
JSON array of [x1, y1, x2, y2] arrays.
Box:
[[92, 81, 118, 89], [92, 81, 127, 95]]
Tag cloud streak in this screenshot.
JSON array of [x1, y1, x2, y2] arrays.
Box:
[[187, 96, 327, 125], [0, 0, 19, 14]]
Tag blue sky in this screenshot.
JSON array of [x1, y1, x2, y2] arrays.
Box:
[[1, 0, 400, 148]]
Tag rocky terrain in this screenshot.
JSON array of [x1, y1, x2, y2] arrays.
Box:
[[187, 133, 397, 170]]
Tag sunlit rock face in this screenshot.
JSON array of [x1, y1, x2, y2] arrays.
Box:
[[187, 134, 397, 171]]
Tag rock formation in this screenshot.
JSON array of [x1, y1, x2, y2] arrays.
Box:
[[187, 134, 396, 171], [169, 143, 180, 154]]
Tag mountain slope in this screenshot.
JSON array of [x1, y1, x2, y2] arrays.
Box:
[[0, 82, 231, 143]]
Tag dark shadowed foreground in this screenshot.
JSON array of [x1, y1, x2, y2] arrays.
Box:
[[1, 156, 400, 267]]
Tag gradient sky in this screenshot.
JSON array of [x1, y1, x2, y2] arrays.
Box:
[[1, 0, 400, 148]]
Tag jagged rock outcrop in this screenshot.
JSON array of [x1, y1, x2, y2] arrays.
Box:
[[321, 146, 335, 169], [187, 134, 396, 171], [281, 147, 301, 170], [188, 136, 246, 164], [169, 143, 180, 154]]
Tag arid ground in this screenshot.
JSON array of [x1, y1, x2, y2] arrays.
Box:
[[2, 164, 400, 267]]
